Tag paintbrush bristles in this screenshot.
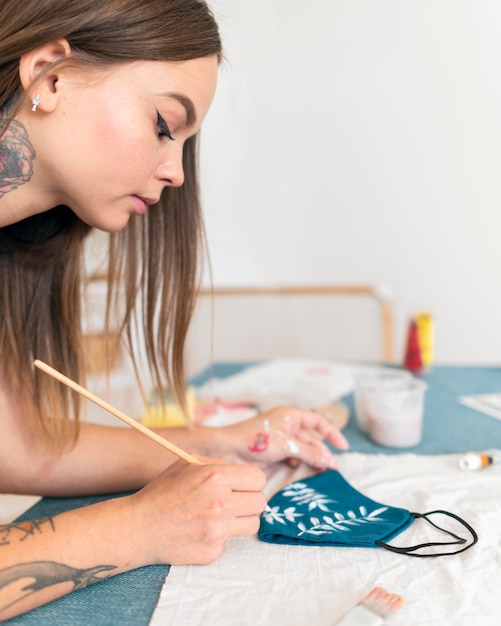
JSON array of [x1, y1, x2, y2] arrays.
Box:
[[362, 586, 405, 616], [336, 586, 404, 625], [33, 359, 203, 465]]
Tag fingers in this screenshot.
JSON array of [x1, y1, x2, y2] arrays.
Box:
[[259, 406, 350, 470], [294, 409, 350, 450], [133, 460, 267, 565], [323, 426, 349, 451], [232, 489, 267, 517], [232, 513, 262, 537], [186, 463, 266, 539], [283, 432, 339, 470], [295, 428, 328, 448], [229, 490, 267, 537], [261, 406, 349, 448]]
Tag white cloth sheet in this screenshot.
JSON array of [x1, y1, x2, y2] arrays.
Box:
[[150, 451, 501, 626], [196, 357, 386, 410], [459, 393, 501, 422], [0, 494, 40, 524]]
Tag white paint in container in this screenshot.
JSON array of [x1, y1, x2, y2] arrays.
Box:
[[364, 378, 427, 448], [354, 369, 413, 433]]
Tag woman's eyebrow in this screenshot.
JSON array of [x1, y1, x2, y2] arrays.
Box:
[[161, 92, 197, 126]]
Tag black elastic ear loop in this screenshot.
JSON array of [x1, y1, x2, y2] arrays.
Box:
[[375, 510, 478, 557]]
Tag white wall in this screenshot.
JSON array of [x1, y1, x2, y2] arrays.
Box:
[[195, 0, 501, 367]]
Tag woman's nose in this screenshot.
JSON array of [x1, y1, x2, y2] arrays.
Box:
[[155, 148, 185, 188]]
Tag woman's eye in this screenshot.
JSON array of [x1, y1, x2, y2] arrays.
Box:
[[156, 110, 174, 141]]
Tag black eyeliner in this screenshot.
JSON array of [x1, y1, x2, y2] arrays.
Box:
[[156, 109, 174, 140]]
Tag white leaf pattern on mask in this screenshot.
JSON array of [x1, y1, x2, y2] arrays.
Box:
[[281, 483, 335, 512], [263, 483, 389, 537]]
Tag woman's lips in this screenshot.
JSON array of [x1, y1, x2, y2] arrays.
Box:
[[131, 196, 159, 215]]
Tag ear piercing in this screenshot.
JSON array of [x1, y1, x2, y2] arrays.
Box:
[[31, 94, 41, 112]]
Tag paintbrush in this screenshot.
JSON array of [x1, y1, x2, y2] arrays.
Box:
[[336, 586, 404, 625], [34, 359, 203, 465]]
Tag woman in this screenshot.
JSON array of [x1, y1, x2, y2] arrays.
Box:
[[0, 0, 348, 619]]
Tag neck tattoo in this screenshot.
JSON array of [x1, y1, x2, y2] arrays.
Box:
[[0, 109, 36, 198]]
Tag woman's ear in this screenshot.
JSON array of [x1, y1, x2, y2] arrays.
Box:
[[18, 39, 72, 113]]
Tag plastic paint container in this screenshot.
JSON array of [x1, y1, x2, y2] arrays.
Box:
[[354, 369, 413, 433], [364, 378, 427, 448]]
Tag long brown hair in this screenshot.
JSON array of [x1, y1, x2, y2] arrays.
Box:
[[0, 0, 221, 448]]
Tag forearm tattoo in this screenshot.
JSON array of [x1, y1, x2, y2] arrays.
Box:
[[0, 517, 116, 613], [0, 517, 55, 547], [0, 562, 117, 613], [0, 108, 36, 198]]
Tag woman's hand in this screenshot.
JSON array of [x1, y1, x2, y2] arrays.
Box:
[[211, 406, 349, 470], [0, 458, 266, 620], [128, 457, 267, 566]]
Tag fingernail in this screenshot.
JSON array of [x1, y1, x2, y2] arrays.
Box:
[[337, 434, 349, 450], [319, 452, 338, 470]]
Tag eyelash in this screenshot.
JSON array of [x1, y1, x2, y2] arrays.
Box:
[[156, 110, 174, 141]]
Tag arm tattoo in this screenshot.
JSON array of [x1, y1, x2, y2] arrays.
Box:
[[0, 517, 55, 547], [248, 432, 270, 453], [0, 562, 117, 612], [0, 114, 36, 198], [0, 516, 117, 612]]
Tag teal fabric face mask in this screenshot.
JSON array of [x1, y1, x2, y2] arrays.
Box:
[[258, 470, 477, 557]]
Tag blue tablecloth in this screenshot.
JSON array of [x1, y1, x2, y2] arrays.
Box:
[[6, 364, 501, 624]]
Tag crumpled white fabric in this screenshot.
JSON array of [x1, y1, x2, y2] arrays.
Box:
[[149, 451, 501, 626], [195, 357, 382, 410]]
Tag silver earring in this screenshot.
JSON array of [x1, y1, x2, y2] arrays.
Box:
[[31, 94, 41, 112]]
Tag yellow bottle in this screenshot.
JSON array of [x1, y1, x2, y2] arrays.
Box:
[[416, 312, 434, 369], [141, 386, 197, 428]]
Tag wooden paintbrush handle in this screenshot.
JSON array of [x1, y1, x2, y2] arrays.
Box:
[[34, 359, 203, 465]]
